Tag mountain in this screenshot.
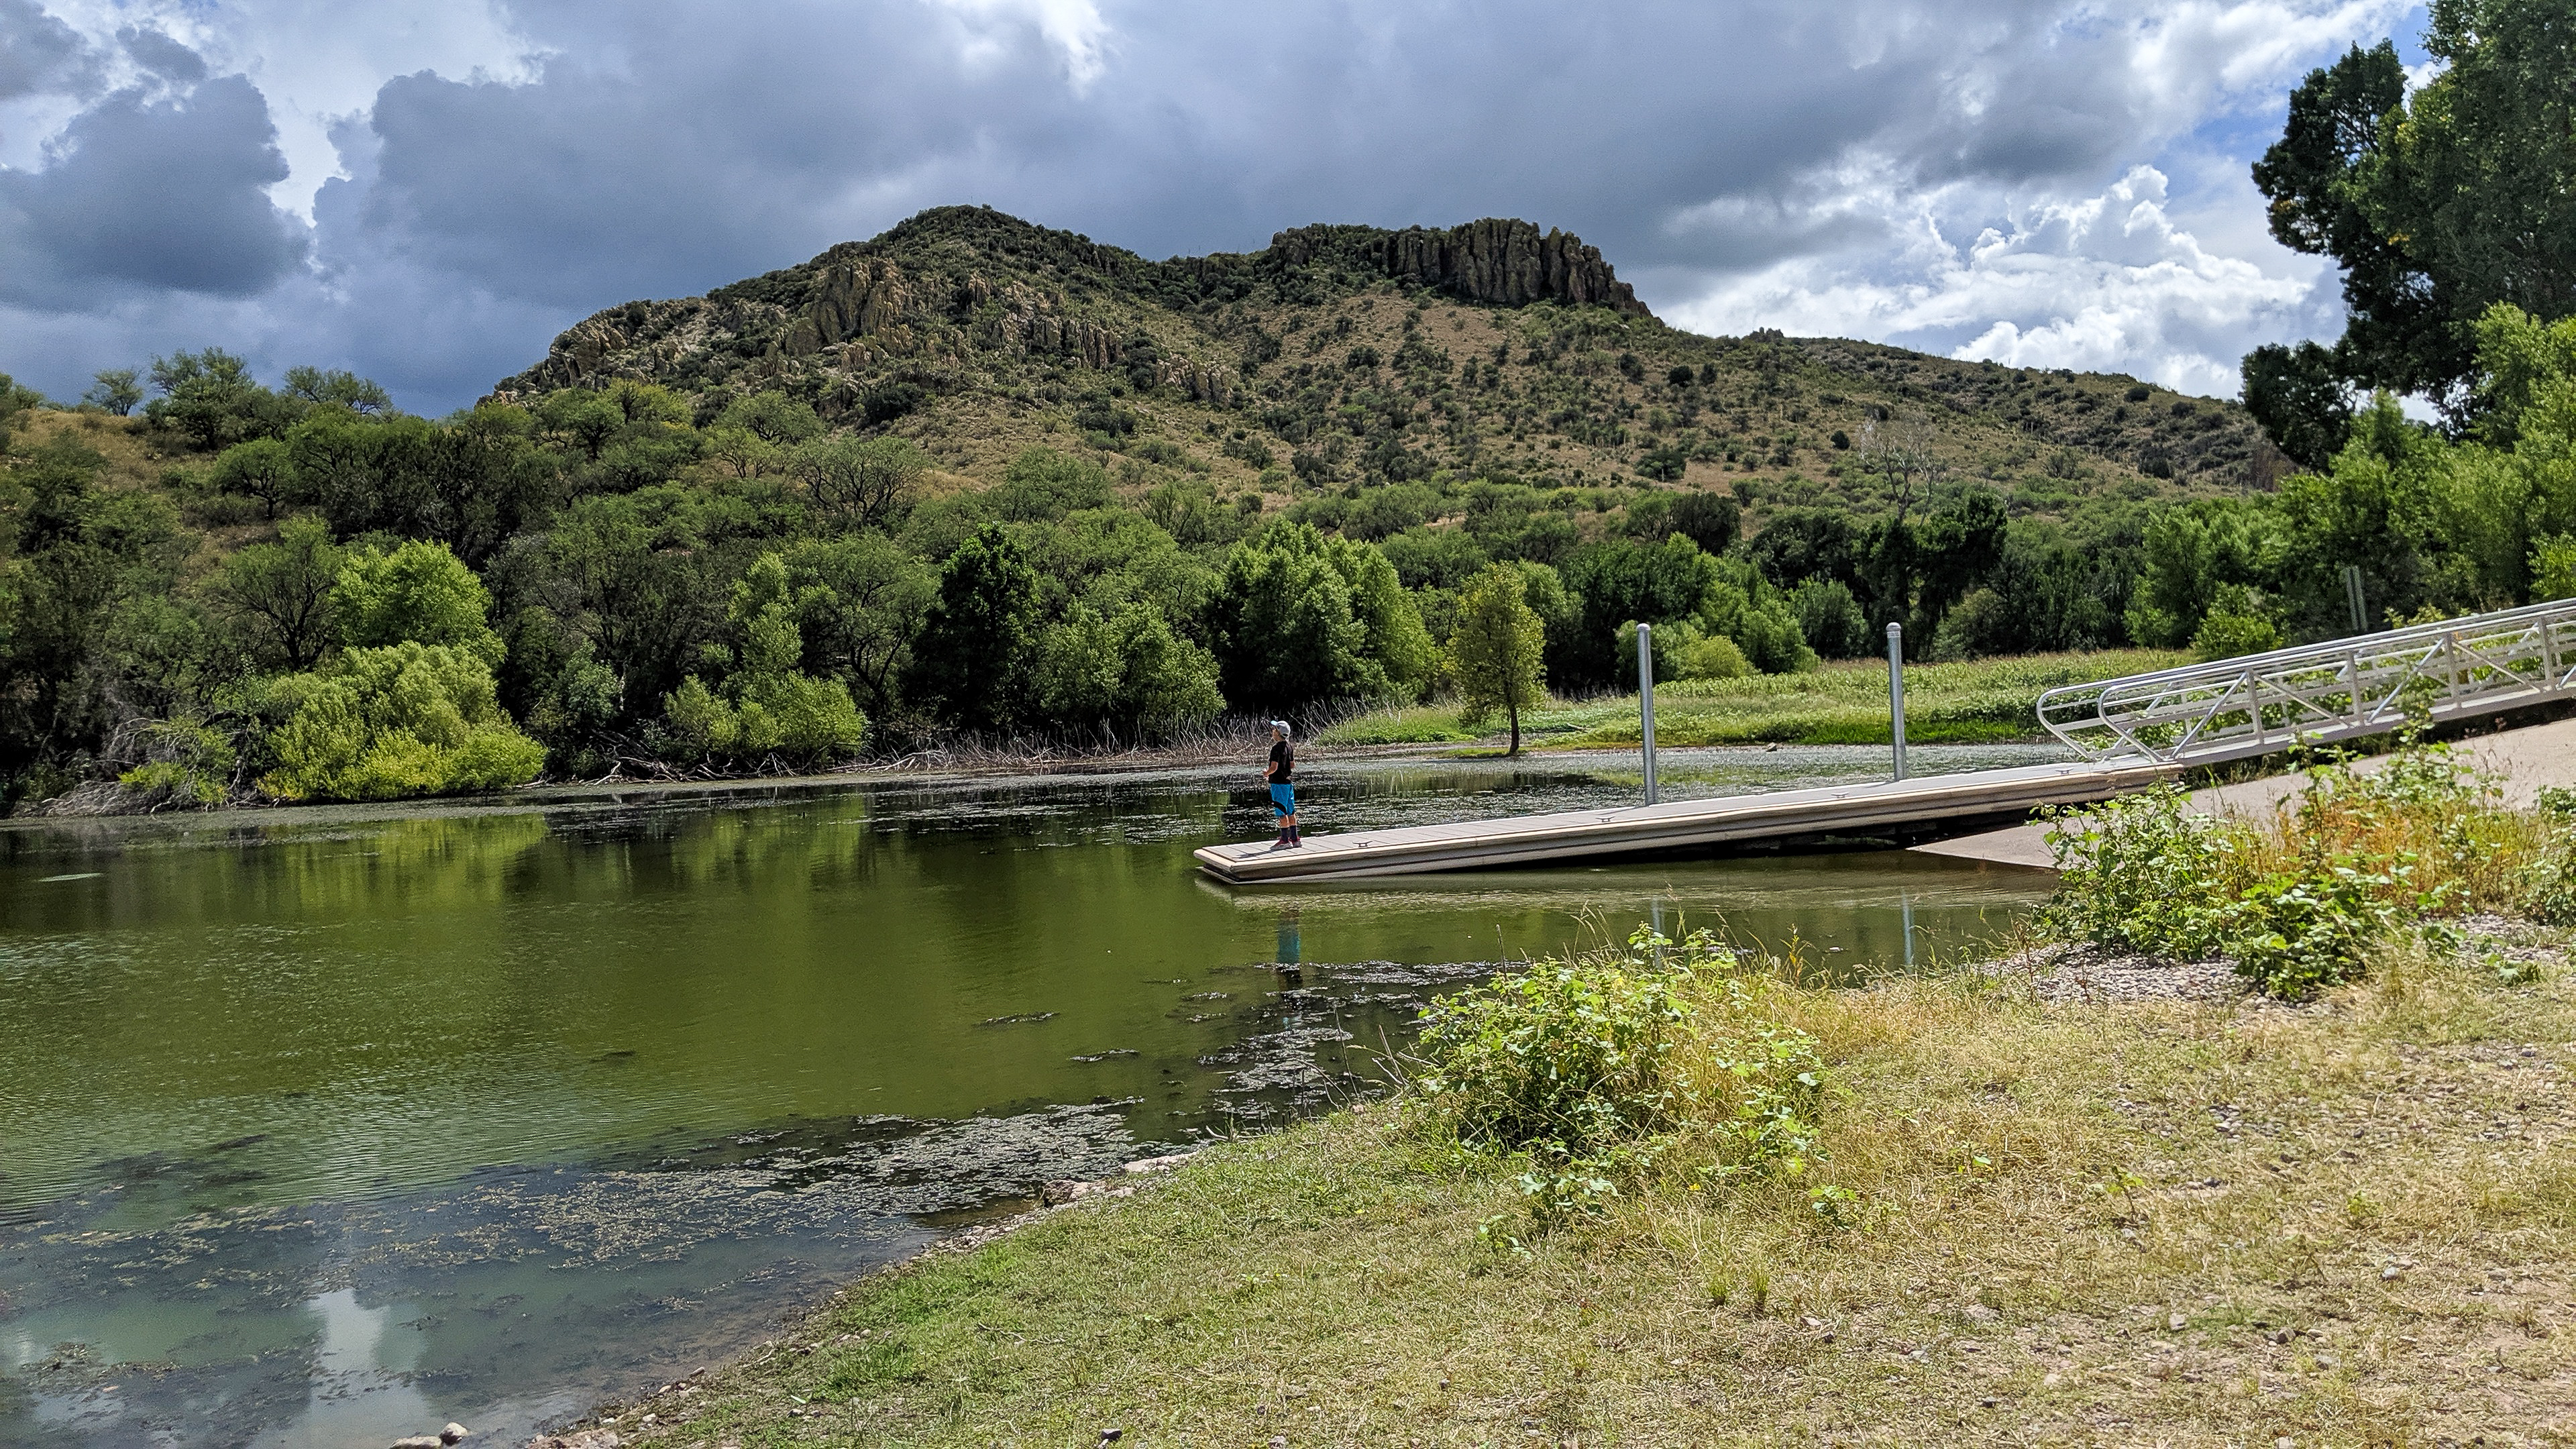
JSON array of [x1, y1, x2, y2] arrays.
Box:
[[491, 205, 2278, 521]]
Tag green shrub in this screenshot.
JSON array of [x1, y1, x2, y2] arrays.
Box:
[[2190, 594, 2282, 660], [2042, 749, 2510, 997], [1417, 927, 1831, 1228], [262, 642, 545, 801], [659, 675, 739, 761], [2041, 786, 2241, 959], [1674, 629, 1753, 680], [1788, 578, 1871, 658], [658, 671, 867, 767], [332, 539, 504, 663], [1417, 944, 1693, 1162], [2231, 863, 2424, 996], [115, 718, 237, 809]]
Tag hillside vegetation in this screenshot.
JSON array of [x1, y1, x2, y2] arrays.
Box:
[[2, 207, 2565, 810]]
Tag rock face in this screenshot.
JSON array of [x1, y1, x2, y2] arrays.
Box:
[[1270, 218, 1651, 317], [781, 258, 913, 356]]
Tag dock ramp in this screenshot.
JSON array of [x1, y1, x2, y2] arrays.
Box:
[[1195, 598, 2576, 884]]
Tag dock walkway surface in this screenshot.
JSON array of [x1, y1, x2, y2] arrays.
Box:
[[1199, 596, 2576, 884], [1913, 714, 2576, 870], [1193, 757, 2182, 884], [1194, 714, 2575, 885]]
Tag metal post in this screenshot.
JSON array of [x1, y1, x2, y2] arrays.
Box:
[[1886, 621, 1907, 782], [1638, 623, 1658, 805], [2344, 565, 2367, 635]]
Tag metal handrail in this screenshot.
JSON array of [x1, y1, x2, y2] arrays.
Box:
[[2036, 596, 2576, 764]]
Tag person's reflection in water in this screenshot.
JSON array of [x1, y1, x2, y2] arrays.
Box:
[[1275, 909, 1303, 977]]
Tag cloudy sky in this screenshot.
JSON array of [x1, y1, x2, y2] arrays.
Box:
[[0, 0, 2428, 413]]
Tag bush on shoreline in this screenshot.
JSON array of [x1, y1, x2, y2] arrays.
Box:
[[2041, 738, 2550, 996], [1413, 926, 1833, 1240]]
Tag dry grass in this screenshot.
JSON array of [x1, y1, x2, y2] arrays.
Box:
[[586, 929, 2576, 1448]]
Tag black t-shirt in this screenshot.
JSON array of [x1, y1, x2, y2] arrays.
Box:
[[1269, 739, 1293, 783]]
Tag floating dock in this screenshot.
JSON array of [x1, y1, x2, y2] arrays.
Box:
[[1192, 759, 2178, 883], [1197, 597, 2576, 885]]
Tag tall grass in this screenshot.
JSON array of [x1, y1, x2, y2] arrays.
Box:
[[1317, 649, 2187, 749]]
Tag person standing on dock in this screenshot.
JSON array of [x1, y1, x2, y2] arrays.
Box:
[[1266, 720, 1301, 849]]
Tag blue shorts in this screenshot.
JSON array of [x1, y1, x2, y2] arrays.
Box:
[[1269, 782, 1296, 815]]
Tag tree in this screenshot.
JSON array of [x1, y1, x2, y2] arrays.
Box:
[[1666, 490, 1740, 555], [904, 525, 1041, 733], [790, 435, 927, 531], [414, 405, 555, 569], [2241, 340, 2357, 468], [716, 390, 825, 444], [1556, 534, 1719, 688], [0, 439, 184, 798], [1210, 523, 1429, 710], [209, 516, 345, 669], [777, 535, 935, 713], [1032, 602, 1222, 738], [1446, 564, 1547, 753], [282, 366, 392, 414], [991, 447, 1111, 521], [261, 641, 545, 800], [331, 539, 503, 663], [1323, 531, 1437, 700], [1788, 578, 1871, 657], [662, 554, 870, 766], [2249, 5, 2576, 441], [146, 348, 295, 451], [209, 437, 304, 520], [83, 369, 142, 416]]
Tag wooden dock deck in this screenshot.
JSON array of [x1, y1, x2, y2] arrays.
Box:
[[1192, 758, 2180, 883]]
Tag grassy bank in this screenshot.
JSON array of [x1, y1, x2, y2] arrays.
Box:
[[585, 949, 2575, 1448], [1317, 649, 2187, 750], [584, 752, 2575, 1448]]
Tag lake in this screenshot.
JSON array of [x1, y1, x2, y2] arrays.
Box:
[[0, 744, 2061, 1448]]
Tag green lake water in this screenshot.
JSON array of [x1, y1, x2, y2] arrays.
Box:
[[0, 745, 2061, 1448]]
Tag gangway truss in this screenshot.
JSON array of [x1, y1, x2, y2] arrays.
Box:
[[2035, 597, 2576, 765]]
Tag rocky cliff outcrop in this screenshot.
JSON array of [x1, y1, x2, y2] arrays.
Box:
[[1269, 218, 1651, 317], [782, 258, 914, 356]]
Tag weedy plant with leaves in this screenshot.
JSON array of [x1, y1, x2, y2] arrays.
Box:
[[2041, 739, 2553, 997], [1412, 924, 1835, 1240]]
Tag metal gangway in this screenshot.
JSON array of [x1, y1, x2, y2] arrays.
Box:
[[2036, 598, 2576, 765]]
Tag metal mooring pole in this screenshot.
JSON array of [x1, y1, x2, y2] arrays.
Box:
[[1886, 621, 1908, 782], [1638, 623, 1659, 805], [2343, 565, 2368, 634]]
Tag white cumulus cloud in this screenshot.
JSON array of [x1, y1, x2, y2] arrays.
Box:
[[1671, 167, 2334, 396]]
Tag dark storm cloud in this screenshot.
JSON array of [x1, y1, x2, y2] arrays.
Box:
[[0, 0, 95, 102], [0, 0, 2387, 408], [118, 26, 211, 85], [345, 0, 1087, 307], [0, 66, 307, 305], [327, 0, 2233, 321], [332, 1, 1828, 311]]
